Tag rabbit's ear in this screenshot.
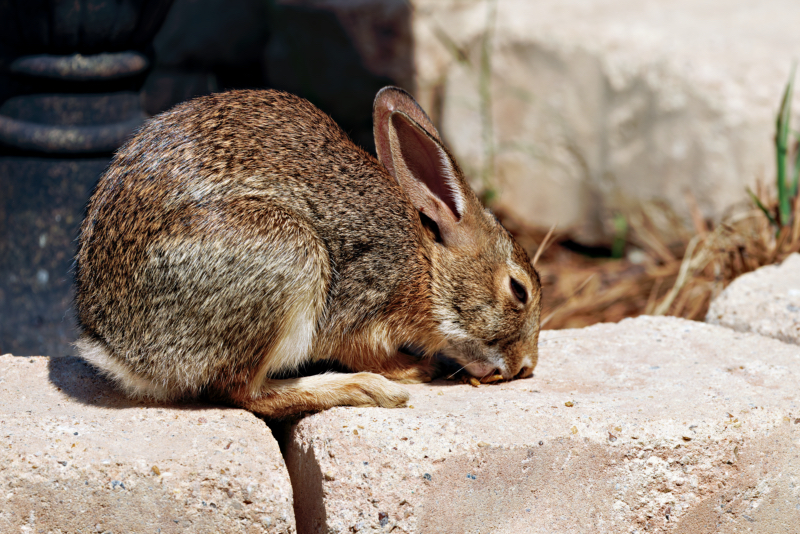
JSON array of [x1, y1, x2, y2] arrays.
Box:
[[386, 110, 471, 246], [373, 87, 442, 179]]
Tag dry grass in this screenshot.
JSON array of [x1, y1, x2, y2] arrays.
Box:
[[496, 187, 800, 331], [503, 66, 800, 330]]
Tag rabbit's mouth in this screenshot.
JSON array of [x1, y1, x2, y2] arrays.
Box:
[[441, 341, 511, 379], [463, 361, 501, 379]]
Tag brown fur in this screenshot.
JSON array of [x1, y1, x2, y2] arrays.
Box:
[[74, 88, 541, 418]]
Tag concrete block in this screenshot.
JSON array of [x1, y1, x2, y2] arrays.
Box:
[[285, 316, 800, 533], [707, 253, 800, 344], [0, 354, 295, 533]]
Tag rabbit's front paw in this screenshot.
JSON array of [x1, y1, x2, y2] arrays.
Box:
[[233, 372, 409, 417], [348, 372, 410, 407]]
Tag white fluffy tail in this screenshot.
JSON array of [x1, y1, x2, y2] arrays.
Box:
[[74, 336, 172, 400]]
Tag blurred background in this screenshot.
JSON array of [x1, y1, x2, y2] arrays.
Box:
[[2, 0, 799, 356]]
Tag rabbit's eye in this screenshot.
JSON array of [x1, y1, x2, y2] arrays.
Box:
[[509, 277, 528, 305]]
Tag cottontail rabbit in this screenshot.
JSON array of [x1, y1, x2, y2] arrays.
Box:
[[74, 87, 541, 418]]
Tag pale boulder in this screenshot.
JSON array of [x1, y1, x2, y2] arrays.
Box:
[[284, 316, 800, 533], [707, 253, 800, 344], [0, 354, 296, 533], [412, 0, 800, 242]]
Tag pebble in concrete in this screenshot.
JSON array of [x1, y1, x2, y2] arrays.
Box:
[[707, 253, 800, 345], [0, 354, 296, 533], [285, 316, 800, 533]]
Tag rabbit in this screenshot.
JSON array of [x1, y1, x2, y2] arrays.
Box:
[[74, 86, 542, 418]]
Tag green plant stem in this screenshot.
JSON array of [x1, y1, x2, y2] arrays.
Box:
[[776, 63, 796, 225], [611, 213, 627, 259], [792, 131, 800, 198], [479, 0, 498, 198]]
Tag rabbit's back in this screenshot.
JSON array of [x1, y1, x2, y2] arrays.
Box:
[[75, 90, 429, 397]]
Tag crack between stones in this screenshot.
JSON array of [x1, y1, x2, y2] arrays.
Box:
[[265, 418, 327, 534]]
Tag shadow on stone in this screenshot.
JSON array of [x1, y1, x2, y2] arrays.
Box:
[[46, 354, 145, 408], [282, 424, 328, 534], [46, 354, 231, 413], [279, 419, 329, 534]]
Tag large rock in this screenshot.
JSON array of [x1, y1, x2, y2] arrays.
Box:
[[707, 253, 800, 345], [284, 316, 800, 533], [412, 0, 800, 242], [0, 354, 295, 533]]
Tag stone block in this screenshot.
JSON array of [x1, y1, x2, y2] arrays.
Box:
[[707, 253, 800, 344], [411, 0, 800, 242], [284, 316, 800, 533], [0, 354, 295, 533]]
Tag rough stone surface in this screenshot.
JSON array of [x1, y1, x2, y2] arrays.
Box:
[[412, 0, 800, 242], [285, 316, 800, 533], [707, 253, 800, 345], [0, 354, 296, 533]]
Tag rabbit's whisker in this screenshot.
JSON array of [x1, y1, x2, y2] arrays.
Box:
[[446, 363, 470, 380]]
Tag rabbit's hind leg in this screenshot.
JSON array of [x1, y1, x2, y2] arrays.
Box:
[[229, 372, 410, 419]]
